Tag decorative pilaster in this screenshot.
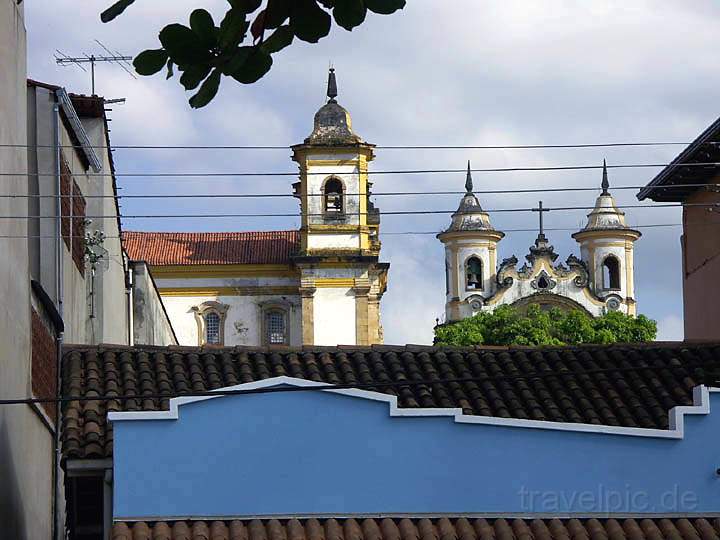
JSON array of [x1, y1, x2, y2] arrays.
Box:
[[299, 281, 316, 345], [367, 295, 382, 344], [353, 279, 371, 346]]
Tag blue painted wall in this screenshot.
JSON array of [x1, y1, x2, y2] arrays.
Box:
[[112, 387, 720, 519]]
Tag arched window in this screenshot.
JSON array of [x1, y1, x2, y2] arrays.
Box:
[[265, 309, 288, 345], [192, 301, 229, 346], [323, 177, 344, 216], [204, 312, 221, 344], [466, 256, 483, 290], [602, 256, 621, 290]]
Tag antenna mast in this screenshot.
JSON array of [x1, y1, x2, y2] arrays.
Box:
[[55, 40, 136, 96]]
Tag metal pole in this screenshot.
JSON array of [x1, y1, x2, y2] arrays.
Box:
[[90, 56, 95, 95], [126, 261, 134, 347]]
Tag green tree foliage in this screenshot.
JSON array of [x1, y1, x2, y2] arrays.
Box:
[[101, 0, 406, 108], [434, 305, 657, 347]]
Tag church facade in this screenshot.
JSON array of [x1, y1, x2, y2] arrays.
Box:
[[124, 69, 389, 347], [438, 162, 640, 322]]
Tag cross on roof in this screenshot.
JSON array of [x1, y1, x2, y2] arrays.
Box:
[[531, 200, 549, 239]]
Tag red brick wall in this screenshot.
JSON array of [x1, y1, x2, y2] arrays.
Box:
[[31, 308, 57, 420], [60, 155, 86, 276]]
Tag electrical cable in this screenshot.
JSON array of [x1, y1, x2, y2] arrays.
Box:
[[0, 202, 709, 220], [0, 182, 717, 200], [0, 223, 695, 240], [0, 141, 711, 150], [4, 161, 720, 178]]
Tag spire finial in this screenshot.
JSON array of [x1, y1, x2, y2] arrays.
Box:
[[327, 66, 338, 102], [601, 159, 610, 195], [465, 160, 473, 193]]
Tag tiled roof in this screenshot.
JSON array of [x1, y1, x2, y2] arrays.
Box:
[[111, 517, 720, 540], [122, 230, 300, 266], [62, 342, 720, 460]]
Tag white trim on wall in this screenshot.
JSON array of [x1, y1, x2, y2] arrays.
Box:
[[108, 377, 715, 440]]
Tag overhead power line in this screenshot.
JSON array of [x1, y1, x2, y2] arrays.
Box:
[[4, 161, 720, 178], [0, 202, 705, 221], [1, 359, 717, 406], [0, 141, 707, 150], [0, 182, 717, 200], [0, 223, 687, 240]]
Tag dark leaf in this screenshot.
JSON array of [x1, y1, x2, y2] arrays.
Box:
[[166, 59, 174, 79], [133, 48, 169, 76], [265, 0, 291, 28], [227, 0, 262, 13], [230, 48, 273, 84], [260, 25, 294, 54], [333, 0, 366, 30], [159, 23, 211, 64], [180, 63, 213, 90], [219, 8, 250, 49], [250, 11, 266, 42], [290, 0, 332, 43], [364, 0, 405, 15], [189, 9, 217, 48], [220, 46, 251, 75], [318, 0, 336, 7], [189, 68, 222, 108], [100, 0, 135, 22]]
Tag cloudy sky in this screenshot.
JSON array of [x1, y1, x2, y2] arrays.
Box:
[[24, 1, 720, 344]]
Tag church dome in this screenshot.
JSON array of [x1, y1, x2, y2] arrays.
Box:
[[443, 162, 501, 233], [304, 68, 362, 145]]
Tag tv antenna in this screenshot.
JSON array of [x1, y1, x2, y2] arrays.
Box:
[[55, 40, 136, 96]]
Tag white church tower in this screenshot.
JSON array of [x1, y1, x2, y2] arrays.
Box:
[[437, 163, 504, 322], [291, 68, 389, 345], [572, 160, 641, 314]]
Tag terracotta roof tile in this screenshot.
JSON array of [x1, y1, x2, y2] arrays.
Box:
[[111, 520, 720, 540], [62, 342, 720, 460], [122, 230, 300, 266]]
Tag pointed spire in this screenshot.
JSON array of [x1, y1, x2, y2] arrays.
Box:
[[465, 160, 473, 193], [601, 159, 610, 195], [327, 66, 338, 102]]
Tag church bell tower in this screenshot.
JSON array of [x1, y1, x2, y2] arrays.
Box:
[[437, 163, 505, 322], [572, 161, 641, 314], [291, 68, 389, 345]]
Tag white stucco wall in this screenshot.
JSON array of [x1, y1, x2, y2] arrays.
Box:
[[307, 233, 361, 250], [162, 294, 302, 347], [580, 242, 629, 298], [306, 157, 361, 226], [26, 86, 130, 346], [0, 3, 54, 539], [83, 116, 129, 345], [305, 158, 366, 251], [454, 244, 496, 301], [313, 287, 357, 345], [131, 263, 177, 346]]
